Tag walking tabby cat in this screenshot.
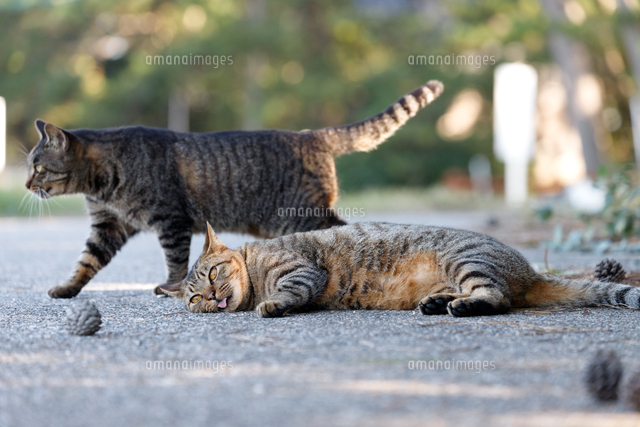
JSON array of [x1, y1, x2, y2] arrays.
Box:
[[25, 81, 444, 298]]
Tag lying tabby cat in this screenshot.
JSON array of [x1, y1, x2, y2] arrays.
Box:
[[25, 81, 443, 299], [160, 222, 640, 317]]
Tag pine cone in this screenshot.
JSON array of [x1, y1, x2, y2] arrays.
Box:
[[585, 349, 623, 402], [66, 301, 102, 336], [595, 259, 627, 283], [626, 371, 640, 412]]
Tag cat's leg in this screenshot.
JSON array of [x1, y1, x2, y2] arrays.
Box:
[[256, 267, 328, 318], [153, 220, 193, 295], [48, 211, 138, 298], [446, 266, 511, 317]]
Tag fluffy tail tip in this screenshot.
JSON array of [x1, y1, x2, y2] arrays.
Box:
[[425, 80, 444, 97]]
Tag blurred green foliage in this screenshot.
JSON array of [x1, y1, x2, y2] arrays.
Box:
[[0, 0, 637, 191], [594, 165, 640, 239], [543, 166, 640, 253]]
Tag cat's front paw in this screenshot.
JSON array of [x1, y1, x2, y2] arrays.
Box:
[[48, 285, 80, 299], [153, 285, 167, 297], [256, 301, 286, 318]]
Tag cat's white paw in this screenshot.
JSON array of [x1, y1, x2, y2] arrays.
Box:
[[256, 301, 285, 318]]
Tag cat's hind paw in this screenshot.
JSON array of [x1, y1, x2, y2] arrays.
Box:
[[447, 297, 509, 317], [419, 294, 456, 315], [256, 301, 286, 318]]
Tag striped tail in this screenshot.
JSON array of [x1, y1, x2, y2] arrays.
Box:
[[525, 277, 640, 308], [314, 80, 444, 156]]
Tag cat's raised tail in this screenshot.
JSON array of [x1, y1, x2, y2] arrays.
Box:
[[525, 276, 640, 308], [314, 80, 444, 156]]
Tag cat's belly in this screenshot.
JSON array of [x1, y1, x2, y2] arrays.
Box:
[[316, 251, 449, 310]]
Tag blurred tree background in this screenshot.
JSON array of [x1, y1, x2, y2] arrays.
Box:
[[0, 0, 638, 193]]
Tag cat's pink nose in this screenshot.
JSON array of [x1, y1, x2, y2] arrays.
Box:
[[207, 290, 215, 300]]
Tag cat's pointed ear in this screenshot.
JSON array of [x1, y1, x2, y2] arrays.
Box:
[[43, 123, 70, 152], [204, 222, 227, 254], [34, 119, 46, 140], [158, 281, 185, 299]]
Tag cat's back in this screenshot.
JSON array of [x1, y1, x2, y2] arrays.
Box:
[[258, 222, 533, 281], [72, 126, 183, 168], [74, 125, 176, 146], [256, 221, 510, 260], [74, 125, 314, 152], [76, 125, 320, 177]]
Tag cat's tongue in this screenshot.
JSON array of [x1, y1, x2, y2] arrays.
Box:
[[218, 298, 227, 309]]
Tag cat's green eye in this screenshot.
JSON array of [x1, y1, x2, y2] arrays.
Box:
[[35, 165, 43, 173], [209, 266, 217, 282], [190, 295, 202, 304]]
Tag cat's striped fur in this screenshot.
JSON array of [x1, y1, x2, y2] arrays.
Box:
[[25, 81, 443, 299], [161, 222, 640, 317]]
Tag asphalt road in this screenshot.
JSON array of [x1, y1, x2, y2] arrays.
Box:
[[1, 212, 639, 427]]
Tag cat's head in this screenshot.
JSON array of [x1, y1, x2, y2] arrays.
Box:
[[25, 119, 83, 198], [160, 223, 251, 313]]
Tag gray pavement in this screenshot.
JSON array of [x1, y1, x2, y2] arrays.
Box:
[[1, 213, 640, 427]]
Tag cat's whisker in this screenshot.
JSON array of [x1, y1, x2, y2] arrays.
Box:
[[41, 191, 53, 218], [25, 192, 31, 217], [19, 143, 30, 159], [42, 189, 61, 209], [20, 191, 36, 220], [31, 188, 44, 220], [27, 192, 36, 219], [40, 190, 46, 219], [45, 193, 54, 216], [36, 189, 43, 219], [18, 191, 32, 212]]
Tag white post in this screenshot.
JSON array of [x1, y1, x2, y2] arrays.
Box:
[[493, 63, 538, 206], [0, 97, 5, 174], [504, 161, 528, 205]]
